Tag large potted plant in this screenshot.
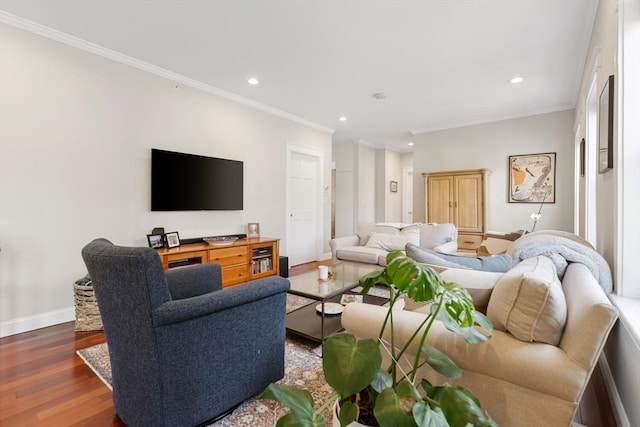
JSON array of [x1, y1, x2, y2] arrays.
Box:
[[261, 251, 497, 427]]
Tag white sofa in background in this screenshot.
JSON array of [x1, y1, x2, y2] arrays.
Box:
[[329, 223, 458, 266], [342, 254, 619, 427]]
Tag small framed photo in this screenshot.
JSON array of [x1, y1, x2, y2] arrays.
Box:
[[164, 231, 180, 248], [390, 180, 398, 192], [147, 234, 165, 249], [248, 223, 260, 238]]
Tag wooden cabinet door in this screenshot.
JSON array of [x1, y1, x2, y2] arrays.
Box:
[[454, 173, 483, 233], [427, 176, 453, 223]]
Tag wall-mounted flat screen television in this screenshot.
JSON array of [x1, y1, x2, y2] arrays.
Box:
[[151, 148, 243, 211]]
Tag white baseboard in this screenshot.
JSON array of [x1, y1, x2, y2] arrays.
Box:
[[0, 307, 75, 338], [599, 353, 631, 427]]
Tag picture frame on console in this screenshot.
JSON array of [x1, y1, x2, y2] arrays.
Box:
[[248, 223, 260, 238], [164, 231, 180, 248], [147, 234, 164, 249]]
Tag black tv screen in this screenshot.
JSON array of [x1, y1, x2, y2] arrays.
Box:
[[151, 148, 243, 211]]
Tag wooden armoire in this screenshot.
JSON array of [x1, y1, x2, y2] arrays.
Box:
[[422, 169, 490, 253]]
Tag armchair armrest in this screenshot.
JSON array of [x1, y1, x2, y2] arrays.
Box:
[[165, 263, 223, 300], [153, 275, 290, 326], [329, 235, 361, 262]]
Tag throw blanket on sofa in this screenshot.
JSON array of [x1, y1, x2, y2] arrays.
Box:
[[509, 232, 612, 293]]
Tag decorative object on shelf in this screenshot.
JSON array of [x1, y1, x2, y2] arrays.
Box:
[[389, 180, 398, 192], [248, 222, 260, 238], [509, 152, 556, 203], [261, 251, 496, 427], [151, 227, 165, 235], [164, 231, 180, 248], [147, 233, 164, 249], [599, 75, 614, 173], [203, 236, 239, 246]]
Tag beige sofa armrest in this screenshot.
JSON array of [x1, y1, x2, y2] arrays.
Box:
[[329, 235, 361, 262], [559, 263, 618, 371]]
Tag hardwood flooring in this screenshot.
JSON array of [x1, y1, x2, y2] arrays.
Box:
[[0, 260, 615, 426]]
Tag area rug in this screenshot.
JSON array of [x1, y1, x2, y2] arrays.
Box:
[[76, 291, 390, 425]]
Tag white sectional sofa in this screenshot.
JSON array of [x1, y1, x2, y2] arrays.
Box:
[[329, 223, 458, 266]]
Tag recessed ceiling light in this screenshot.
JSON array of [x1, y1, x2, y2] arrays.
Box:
[[339, 116, 347, 121], [510, 76, 524, 84], [247, 77, 260, 85], [408, 142, 414, 146]]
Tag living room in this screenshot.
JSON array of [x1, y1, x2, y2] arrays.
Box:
[[1, 1, 639, 426]]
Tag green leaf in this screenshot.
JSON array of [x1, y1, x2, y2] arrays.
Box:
[[323, 333, 382, 398], [370, 369, 393, 393], [260, 383, 314, 418], [374, 387, 416, 427], [412, 400, 449, 427], [438, 385, 497, 427], [421, 344, 462, 379], [276, 411, 325, 427], [338, 400, 358, 427]]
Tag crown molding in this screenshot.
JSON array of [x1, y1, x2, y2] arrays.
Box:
[[0, 12, 334, 135]]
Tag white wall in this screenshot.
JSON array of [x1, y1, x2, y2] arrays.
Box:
[[0, 23, 332, 334], [573, 1, 640, 425], [412, 110, 576, 233]]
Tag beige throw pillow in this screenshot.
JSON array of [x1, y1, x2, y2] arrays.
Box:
[[365, 229, 419, 251], [486, 256, 567, 345]]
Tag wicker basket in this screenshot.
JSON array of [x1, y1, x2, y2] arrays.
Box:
[[73, 278, 103, 331]]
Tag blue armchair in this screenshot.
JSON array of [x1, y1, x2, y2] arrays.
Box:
[[81, 238, 290, 427]]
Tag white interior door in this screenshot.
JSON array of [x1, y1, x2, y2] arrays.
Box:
[[287, 149, 320, 266], [402, 168, 414, 224]]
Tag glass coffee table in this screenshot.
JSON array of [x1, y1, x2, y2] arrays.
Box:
[[286, 263, 388, 346]]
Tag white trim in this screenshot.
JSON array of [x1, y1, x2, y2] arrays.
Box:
[[0, 307, 75, 338], [0, 11, 334, 136], [599, 354, 632, 427]]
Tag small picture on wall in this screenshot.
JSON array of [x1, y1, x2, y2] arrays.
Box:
[[509, 152, 556, 203], [248, 223, 260, 238], [164, 231, 180, 248], [147, 234, 164, 249]]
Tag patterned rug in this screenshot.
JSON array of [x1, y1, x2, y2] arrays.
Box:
[[76, 290, 389, 425]]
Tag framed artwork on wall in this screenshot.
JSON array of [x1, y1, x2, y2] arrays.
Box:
[[508, 152, 556, 203], [598, 75, 614, 173]]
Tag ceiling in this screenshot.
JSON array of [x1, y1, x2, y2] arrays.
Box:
[[0, 0, 598, 152]]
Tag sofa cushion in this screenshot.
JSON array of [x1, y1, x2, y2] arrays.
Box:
[[365, 229, 420, 251], [336, 246, 388, 264], [405, 243, 514, 272], [403, 266, 504, 314], [487, 256, 567, 345]]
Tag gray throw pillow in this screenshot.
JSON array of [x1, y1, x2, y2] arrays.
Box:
[[405, 243, 515, 272]]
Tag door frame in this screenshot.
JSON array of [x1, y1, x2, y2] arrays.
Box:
[[285, 143, 324, 265]]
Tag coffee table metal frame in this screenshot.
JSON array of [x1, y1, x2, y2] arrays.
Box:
[[285, 263, 385, 348]]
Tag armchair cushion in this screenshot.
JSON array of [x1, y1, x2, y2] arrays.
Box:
[[487, 256, 567, 345], [165, 263, 222, 300]]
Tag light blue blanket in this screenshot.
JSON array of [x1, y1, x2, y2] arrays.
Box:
[[510, 231, 612, 293]]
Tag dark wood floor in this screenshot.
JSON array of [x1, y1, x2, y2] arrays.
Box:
[[0, 260, 615, 426]]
